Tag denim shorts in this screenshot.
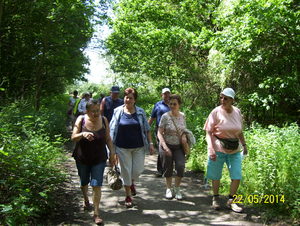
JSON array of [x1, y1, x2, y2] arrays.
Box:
[[76, 161, 106, 186], [206, 151, 242, 180]]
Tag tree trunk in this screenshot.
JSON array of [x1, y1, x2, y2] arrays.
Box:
[[35, 19, 51, 112]]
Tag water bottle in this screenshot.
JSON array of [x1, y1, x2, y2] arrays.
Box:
[[241, 151, 246, 161]]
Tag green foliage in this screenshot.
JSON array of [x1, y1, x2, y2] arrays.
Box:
[[105, 0, 300, 126], [0, 0, 110, 109], [241, 123, 300, 220], [184, 107, 210, 172], [188, 121, 300, 221], [0, 95, 69, 225]]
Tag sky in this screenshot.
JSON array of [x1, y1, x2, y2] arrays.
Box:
[[84, 25, 112, 84]]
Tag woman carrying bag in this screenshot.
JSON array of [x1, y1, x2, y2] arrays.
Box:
[[158, 94, 187, 200]]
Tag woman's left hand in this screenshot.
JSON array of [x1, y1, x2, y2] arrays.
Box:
[[182, 134, 187, 144], [149, 144, 155, 155], [109, 156, 115, 167], [243, 146, 248, 155]]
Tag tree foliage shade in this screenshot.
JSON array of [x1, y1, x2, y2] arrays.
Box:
[[105, 0, 300, 126], [0, 0, 109, 110]]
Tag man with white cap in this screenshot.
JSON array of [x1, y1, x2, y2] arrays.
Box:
[[148, 88, 171, 177], [100, 86, 124, 123]]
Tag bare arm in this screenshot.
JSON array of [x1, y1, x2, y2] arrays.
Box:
[[100, 98, 105, 115], [238, 131, 248, 155], [71, 116, 94, 142], [147, 130, 155, 155], [206, 131, 217, 161], [148, 117, 155, 126], [157, 127, 172, 156], [104, 117, 115, 167]]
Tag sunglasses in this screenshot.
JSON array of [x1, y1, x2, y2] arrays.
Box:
[[220, 96, 228, 100], [169, 103, 177, 106]]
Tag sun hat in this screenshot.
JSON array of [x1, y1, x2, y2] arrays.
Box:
[[220, 88, 235, 99], [83, 91, 90, 96], [162, 88, 171, 94], [111, 86, 120, 93]]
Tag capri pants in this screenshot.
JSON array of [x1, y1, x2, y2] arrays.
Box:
[[159, 143, 185, 178]]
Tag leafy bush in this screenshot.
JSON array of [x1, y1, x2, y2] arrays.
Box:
[[0, 96, 69, 225], [241, 123, 300, 220]]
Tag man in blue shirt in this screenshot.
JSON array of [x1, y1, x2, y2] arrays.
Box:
[[148, 88, 171, 177], [100, 86, 124, 123]]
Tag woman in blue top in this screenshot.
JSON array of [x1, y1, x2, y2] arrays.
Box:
[[110, 87, 155, 208]]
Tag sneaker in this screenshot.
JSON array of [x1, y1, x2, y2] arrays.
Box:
[[226, 199, 243, 213], [174, 187, 182, 200], [125, 196, 133, 208], [166, 188, 173, 199], [130, 184, 136, 196], [212, 196, 220, 210]]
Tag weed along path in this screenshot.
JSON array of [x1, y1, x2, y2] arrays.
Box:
[[54, 124, 263, 225]]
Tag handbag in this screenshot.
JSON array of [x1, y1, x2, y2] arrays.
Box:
[[215, 135, 239, 150], [107, 165, 123, 190], [170, 114, 191, 156]]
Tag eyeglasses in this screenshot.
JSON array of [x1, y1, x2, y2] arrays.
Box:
[[169, 103, 177, 106], [90, 110, 100, 114], [220, 96, 228, 101]]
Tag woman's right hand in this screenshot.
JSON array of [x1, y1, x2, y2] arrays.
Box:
[[209, 154, 218, 162], [165, 148, 172, 157], [83, 132, 94, 141]]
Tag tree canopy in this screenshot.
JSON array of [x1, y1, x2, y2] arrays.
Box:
[[104, 0, 300, 126], [0, 0, 109, 110]]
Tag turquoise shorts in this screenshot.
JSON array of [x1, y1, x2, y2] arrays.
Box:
[[206, 151, 242, 180]]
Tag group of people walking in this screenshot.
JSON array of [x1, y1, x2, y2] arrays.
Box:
[[70, 86, 248, 225]]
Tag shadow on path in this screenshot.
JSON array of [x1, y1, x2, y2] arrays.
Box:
[[47, 121, 263, 226]]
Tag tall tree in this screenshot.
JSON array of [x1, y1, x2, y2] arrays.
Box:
[[0, 0, 109, 110], [105, 0, 221, 107]]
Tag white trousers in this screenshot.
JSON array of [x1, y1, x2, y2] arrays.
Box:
[[116, 146, 145, 186]]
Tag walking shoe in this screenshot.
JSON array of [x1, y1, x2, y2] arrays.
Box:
[[130, 184, 136, 196], [166, 188, 173, 199], [226, 199, 243, 212], [125, 196, 133, 208], [212, 196, 220, 210], [174, 187, 182, 200]]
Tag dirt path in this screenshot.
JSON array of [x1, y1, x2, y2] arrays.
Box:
[[49, 122, 263, 226]]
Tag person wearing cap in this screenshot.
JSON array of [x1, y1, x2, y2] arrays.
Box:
[[77, 91, 93, 115], [148, 88, 171, 177], [203, 87, 248, 213], [100, 86, 124, 123]]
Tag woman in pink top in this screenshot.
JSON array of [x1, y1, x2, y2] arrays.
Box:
[[203, 88, 248, 213]]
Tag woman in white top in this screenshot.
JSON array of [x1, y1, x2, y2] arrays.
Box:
[[158, 94, 187, 200]]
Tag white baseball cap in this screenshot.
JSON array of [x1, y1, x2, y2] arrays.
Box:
[[162, 88, 171, 94], [220, 88, 235, 99]]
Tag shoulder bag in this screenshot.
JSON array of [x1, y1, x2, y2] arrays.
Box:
[[170, 114, 190, 156]]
